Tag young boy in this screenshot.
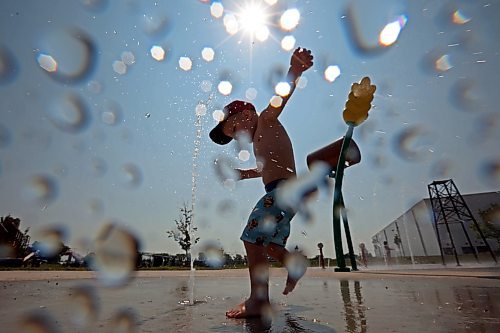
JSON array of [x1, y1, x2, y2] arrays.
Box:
[[209, 47, 314, 318]]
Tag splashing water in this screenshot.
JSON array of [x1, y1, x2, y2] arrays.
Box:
[[188, 92, 214, 305]]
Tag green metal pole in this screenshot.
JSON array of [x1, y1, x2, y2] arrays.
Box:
[[340, 193, 358, 271], [333, 125, 354, 272]]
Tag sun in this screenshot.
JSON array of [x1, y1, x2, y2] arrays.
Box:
[[239, 3, 266, 32], [237, 2, 270, 40]]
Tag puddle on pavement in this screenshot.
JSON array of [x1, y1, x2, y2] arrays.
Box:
[[1, 274, 499, 332]]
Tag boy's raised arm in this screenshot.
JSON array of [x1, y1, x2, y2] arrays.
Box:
[[261, 47, 313, 120]]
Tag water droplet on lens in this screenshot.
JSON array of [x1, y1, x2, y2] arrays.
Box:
[[24, 174, 58, 206], [210, 2, 224, 19], [261, 216, 276, 235], [479, 159, 500, 186], [100, 101, 122, 126], [378, 16, 407, 46], [195, 103, 207, 116], [21, 310, 60, 333], [280, 8, 300, 31], [238, 150, 250, 161], [281, 35, 296, 51], [212, 109, 224, 121], [0, 45, 19, 85], [37, 28, 97, 84], [37, 53, 58, 72], [214, 156, 239, 186], [255, 25, 270, 42], [142, 12, 170, 38], [70, 285, 99, 328], [200, 80, 212, 92], [34, 226, 67, 258], [324, 65, 341, 82], [87, 80, 103, 94], [449, 79, 481, 112], [216, 199, 236, 216], [275, 82, 291, 97], [430, 159, 452, 178], [80, 0, 109, 12], [277, 163, 330, 214], [435, 54, 453, 72], [108, 308, 138, 333], [259, 304, 274, 325], [269, 95, 283, 108], [285, 252, 308, 280], [218, 81, 232, 95], [179, 56, 192, 71], [254, 263, 269, 283], [393, 125, 433, 161], [91, 157, 107, 177], [343, 0, 407, 55], [92, 223, 139, 287], [121, 163, 143, 188], [223, 14, 238, 35], [46, 93, 91, 134], [201, 241, 225, 268], [0, 123, 12, 148], [121, 51, 135, 65], [150, 45, 165, 61], [201, 47, 215, 62], [452, 9, 471, 25], [113, 60, 127, 75], [88, 198, 104, 216], [296, 76, 308, 89], [245, 87, 257, 100]]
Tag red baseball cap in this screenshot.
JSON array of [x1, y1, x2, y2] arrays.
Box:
[[209, 100, 256, 145]]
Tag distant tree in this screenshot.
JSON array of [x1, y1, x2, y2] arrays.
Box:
[[0, 215, 31, 257], [233, 254, 245, 265], [471, 203, 500, 246], [166, 203, 200, 262], [224, 253, 233, 267]]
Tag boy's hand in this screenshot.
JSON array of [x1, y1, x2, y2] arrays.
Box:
[[290, 47, 313, 75]]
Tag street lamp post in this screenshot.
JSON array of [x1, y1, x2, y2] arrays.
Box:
[[318, 242, 325, 269]]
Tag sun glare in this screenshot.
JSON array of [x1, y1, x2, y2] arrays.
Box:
[[238, 3, 268, 36]]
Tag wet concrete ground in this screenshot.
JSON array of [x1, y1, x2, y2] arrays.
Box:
[[0, 267, 499, 332]]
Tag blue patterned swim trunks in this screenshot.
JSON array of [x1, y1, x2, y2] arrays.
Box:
[[240, 179, 296, 247]]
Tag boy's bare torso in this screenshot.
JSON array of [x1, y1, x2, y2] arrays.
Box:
[[254, 116, 296, 185]]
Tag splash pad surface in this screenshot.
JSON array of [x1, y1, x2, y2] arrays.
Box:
[[1, 267, 499, 332]]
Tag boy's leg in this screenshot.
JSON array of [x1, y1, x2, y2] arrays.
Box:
[[266, 243, 306, 295], [226, 241, 270, 318], [266, 242, 287, 262]]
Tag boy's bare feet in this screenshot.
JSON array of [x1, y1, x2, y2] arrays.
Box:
[[226, 300, 268, 319], [282, 266, 306, 295]]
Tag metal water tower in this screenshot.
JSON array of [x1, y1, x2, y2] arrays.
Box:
[[427, 179, 497, 265]]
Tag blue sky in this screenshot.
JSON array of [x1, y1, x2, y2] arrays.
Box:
[[0, 0, 499, 259]]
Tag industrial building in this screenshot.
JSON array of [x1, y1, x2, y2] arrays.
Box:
[[371, 188, 499, 260]]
